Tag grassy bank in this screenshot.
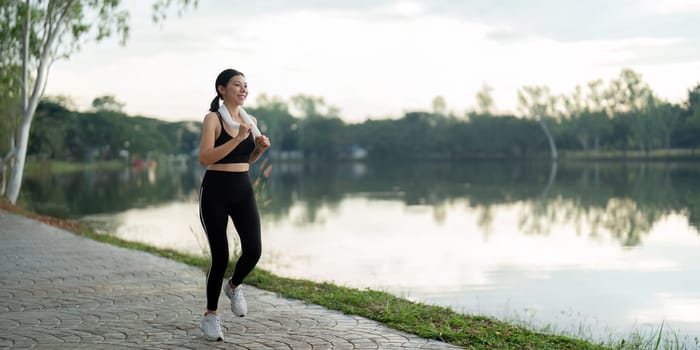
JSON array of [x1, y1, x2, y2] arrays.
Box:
[[0, 199, 616, 349]]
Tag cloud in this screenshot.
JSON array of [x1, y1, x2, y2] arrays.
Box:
[[640, 0, 700, 14], [605, 38, 700, 66], [484, 28, 529, 43], [377, 1, 426, 17], [43, 0, 700, 122]]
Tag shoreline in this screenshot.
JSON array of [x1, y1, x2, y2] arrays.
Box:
[[0, 199, 614, 349]]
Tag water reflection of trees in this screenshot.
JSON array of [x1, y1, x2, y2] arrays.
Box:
[[551, 162, 694, 245], [19, 159, 700, 245], [260, 160, 700, 246], [518, 197, 657, 246], [19, 160, 199, 218]]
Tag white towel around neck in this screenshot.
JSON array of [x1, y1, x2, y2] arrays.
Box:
[[218, 103, 262, 138]]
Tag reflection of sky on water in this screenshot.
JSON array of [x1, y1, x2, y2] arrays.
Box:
[[83, 201, 210, 256], [82, 195, 700, 344], [263, 198, 700, 339]]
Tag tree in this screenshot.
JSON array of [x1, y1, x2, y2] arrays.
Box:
[[0, 2, 27, 197], [685, 83, 700, 135], [431, 96, 446, 115], [560, 81, 612, 153], [288, 94, 343, 158], [560, 85, 588, 150], [43, 94, 78, 110], [92, 94, 125, 112], [687, 83, 700, 117], [640, 95, 682, 152], [605, 68, 652, 114], [604, 69, 656, 154], [517, 85, 558, 160], [0, 0, 196, 204], [288, 94, 341, 119], [475, 82, 495, 115], [251, 94, 297, 151], [673, 83, 700, 149], [583, 79, 613, 152]]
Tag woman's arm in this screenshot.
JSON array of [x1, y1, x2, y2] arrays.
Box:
[[249, 139, 269, 164], [248, 115, 271, 164], [198, 112, 249, 166]]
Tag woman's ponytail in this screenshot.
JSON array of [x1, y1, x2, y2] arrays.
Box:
[[209, 95, 220, 112]]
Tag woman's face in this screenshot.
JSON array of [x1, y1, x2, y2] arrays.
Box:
[[220, 75, 248, 105]]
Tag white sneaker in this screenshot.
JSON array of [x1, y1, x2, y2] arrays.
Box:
[[223, 282, 247, 317], [199, 313, 224, 341]]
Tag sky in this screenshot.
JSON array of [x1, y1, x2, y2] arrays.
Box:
[[44, 0, 700, 123]]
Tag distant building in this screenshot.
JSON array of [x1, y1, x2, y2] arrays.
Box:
[[338, 144, 367, 160]]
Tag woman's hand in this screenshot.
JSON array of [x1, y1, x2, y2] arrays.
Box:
[[236, 123, 252, 141], [255, 135, 271, 151], [249, 135, 271, 164]]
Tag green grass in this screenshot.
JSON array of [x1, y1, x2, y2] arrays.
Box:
[[245, 268, 612, 349]]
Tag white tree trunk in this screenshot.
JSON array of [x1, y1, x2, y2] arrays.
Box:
[[7, 0, 54, 203], [6, 121, 31, 203], [538, 117, 558, 160], [7, 61, 51, 204]]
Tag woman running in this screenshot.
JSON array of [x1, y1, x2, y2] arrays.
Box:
[[197, 68, 271, 341]]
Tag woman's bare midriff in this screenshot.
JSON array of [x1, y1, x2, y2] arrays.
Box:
[[207, 163, 250, 172]]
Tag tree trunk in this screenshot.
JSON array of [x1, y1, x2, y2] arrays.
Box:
[[538, 117, 558, 160], [577, 134, 588, 151], [7, 62, 49, 203], [7, 0, 52, 203], [594, 136, 600, 154], [6, 122, 30, 203], [7, 0, 31, 204]]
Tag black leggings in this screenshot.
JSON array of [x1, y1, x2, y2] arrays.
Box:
[[199, 170, 262, 311]]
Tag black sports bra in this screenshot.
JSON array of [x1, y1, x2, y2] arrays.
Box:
[[213, 112, 255, 164]]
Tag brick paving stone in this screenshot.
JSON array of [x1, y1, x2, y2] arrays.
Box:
[[0, 211, 464, 349]]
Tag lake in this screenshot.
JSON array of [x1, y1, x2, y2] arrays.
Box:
[[19, 159, 700, 345]]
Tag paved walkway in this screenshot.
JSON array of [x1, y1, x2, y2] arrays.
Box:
[[0, 211, 463, 349]]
